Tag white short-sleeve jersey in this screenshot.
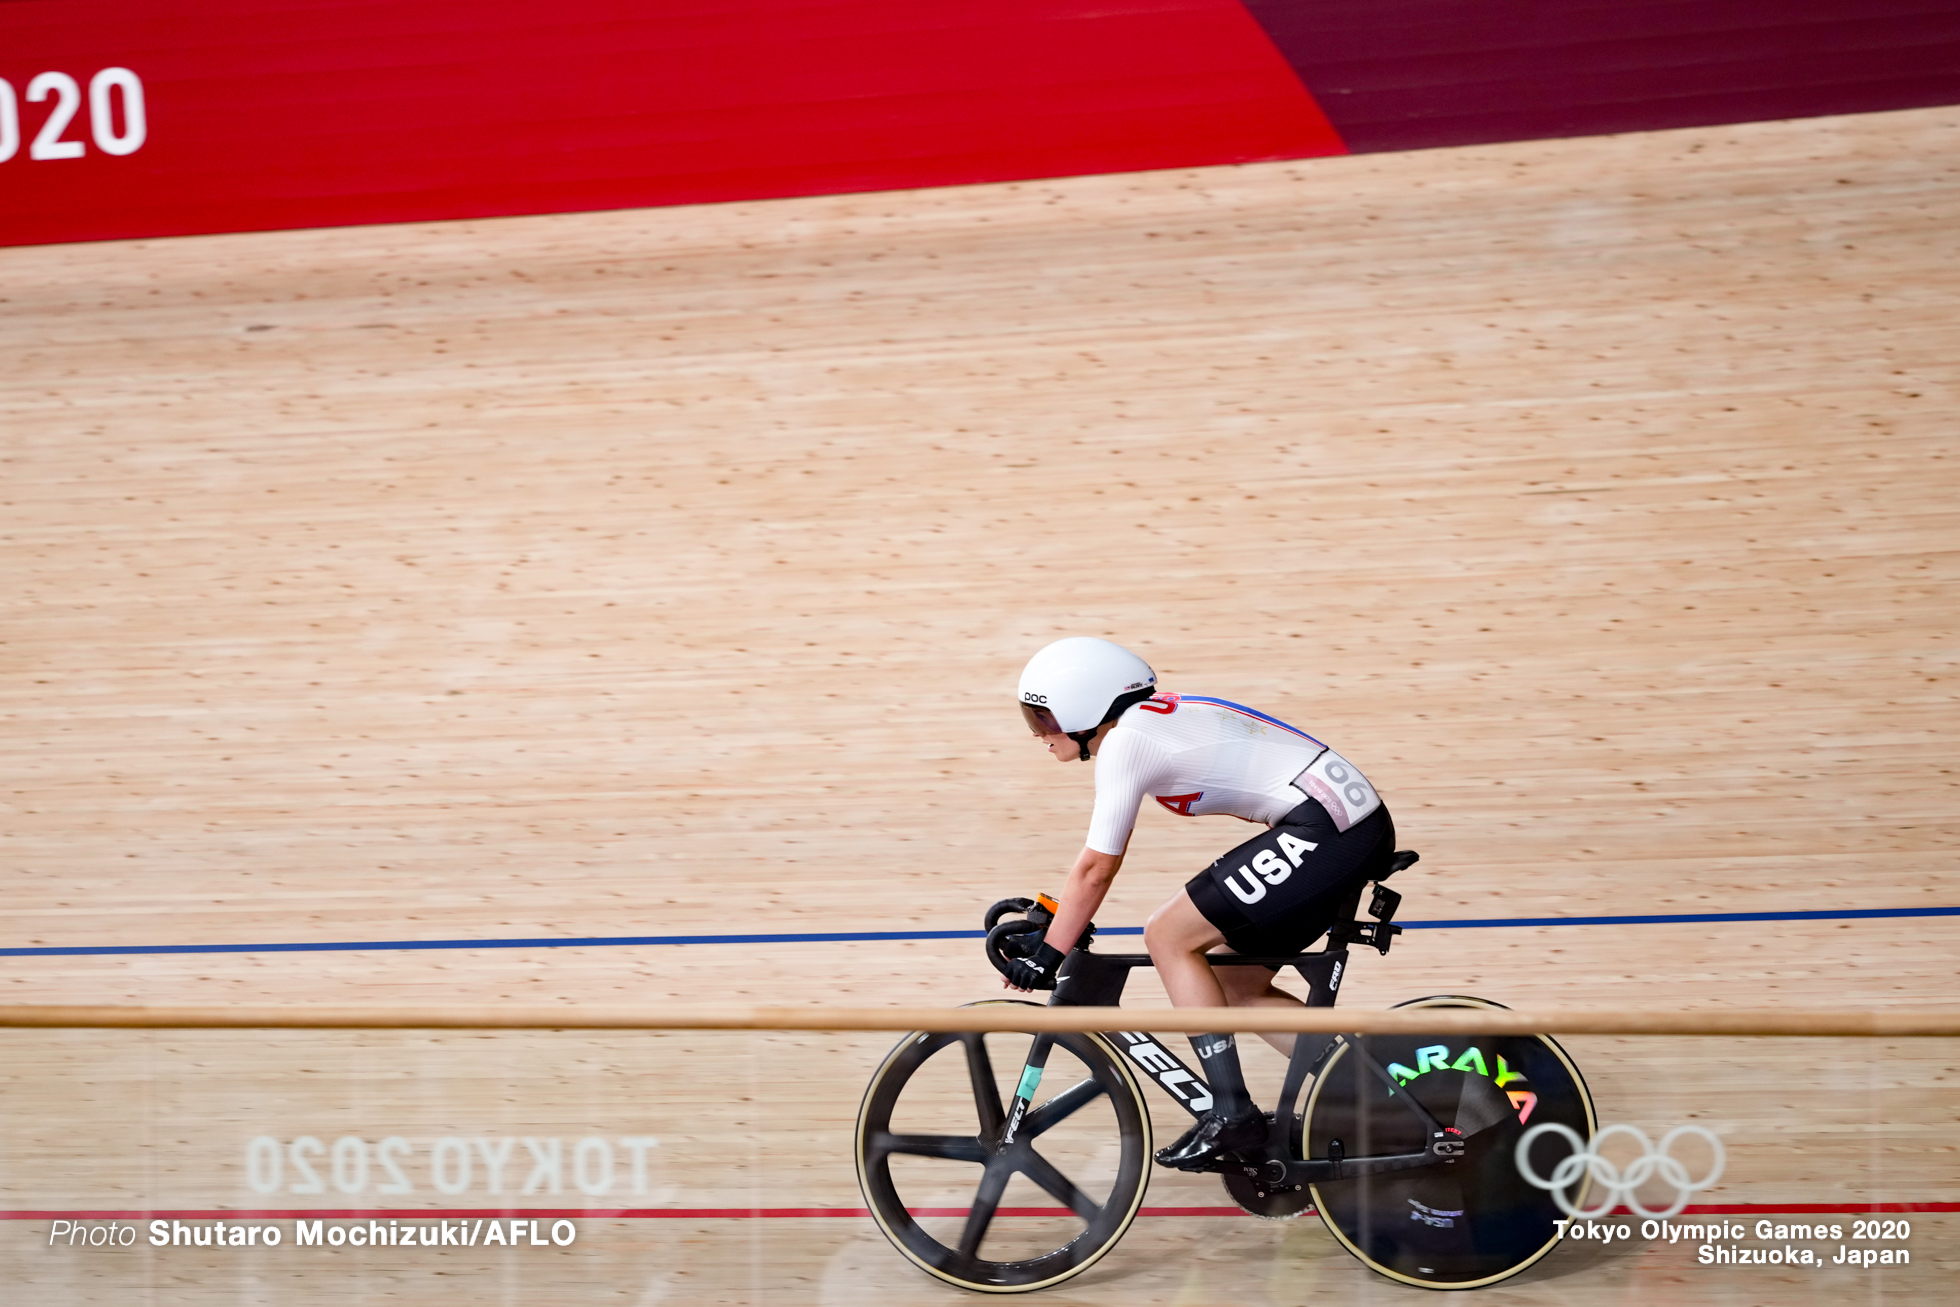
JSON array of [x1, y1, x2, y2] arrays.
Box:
[[1083, 693, 1381, 855]]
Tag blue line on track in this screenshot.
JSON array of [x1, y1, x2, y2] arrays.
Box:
[[1403, 905, 1960, 930], [3, 905, 1954, 959]]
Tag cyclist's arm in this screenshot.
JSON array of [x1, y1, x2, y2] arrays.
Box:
[[1043, 844, 1124, 956], [1043, 724, 1157, 956]]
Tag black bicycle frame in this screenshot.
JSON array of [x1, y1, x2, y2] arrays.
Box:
[[996, 866, 1448, 1186]]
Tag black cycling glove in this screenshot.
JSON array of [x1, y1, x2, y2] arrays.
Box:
[[1003, 941, 1066, 992]]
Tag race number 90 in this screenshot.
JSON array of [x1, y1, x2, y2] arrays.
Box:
[[0, 68, 147, 163]]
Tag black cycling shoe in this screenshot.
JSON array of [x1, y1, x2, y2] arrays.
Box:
[[1152, 1108, 1268, 1172]]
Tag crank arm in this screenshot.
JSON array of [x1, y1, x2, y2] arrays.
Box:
[[1265, 1148, 1438, 1186]]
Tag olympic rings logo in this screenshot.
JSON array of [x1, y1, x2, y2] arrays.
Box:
[[1514, 1123, 1725, 1219]]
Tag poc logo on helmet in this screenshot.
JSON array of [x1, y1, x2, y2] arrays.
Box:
[[1022, 692, 1048, 705]]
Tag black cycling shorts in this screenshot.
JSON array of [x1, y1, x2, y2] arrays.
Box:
[[1185, 799, 1396, 957]]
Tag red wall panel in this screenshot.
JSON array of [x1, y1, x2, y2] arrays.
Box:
[[1242, 0, 1960, 152], [0, 0, 1345, 246]]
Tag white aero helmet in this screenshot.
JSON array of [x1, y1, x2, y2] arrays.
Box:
[[1017, 637, 1157, 759]]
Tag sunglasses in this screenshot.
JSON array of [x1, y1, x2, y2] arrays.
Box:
[[1019, 701, 1065, 736]]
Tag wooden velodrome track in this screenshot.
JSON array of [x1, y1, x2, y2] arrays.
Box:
[[3, 106, 1957, 1303]]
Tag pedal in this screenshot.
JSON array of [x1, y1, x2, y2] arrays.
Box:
[[1186, 1151, 1262, 1176]]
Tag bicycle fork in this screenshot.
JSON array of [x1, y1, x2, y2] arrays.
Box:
[[998, 1034, 1055, 1148]]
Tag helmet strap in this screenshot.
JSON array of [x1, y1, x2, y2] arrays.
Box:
[[1067, 730, 1097, 762]]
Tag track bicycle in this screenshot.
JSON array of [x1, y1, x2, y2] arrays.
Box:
[[854, 852, 1598, 1292]]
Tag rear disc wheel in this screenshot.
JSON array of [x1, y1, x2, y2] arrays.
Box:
[[1303, 996, 1596, 1288]]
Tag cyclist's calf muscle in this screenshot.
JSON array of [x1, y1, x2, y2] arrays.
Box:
[[1212, 962, 1304, 1057]]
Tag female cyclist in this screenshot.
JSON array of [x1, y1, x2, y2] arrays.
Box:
[[1002, 636, 1399, 1170]]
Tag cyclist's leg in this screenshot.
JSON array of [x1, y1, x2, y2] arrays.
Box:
[[1179, 801, 1399, 1053], [1142, 893, 1252, 1108], [1145, 803, 1398, 1168], [1141, 891, 1228, 1008], [1146, 897, 1307, 1088], [1214, 961, 1305, 1057], [1141, 893, 1265, 1166]]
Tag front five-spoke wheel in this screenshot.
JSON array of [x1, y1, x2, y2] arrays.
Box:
[[855, 1002, 1151, 1292]]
